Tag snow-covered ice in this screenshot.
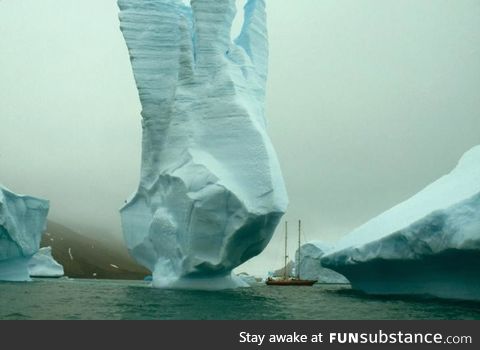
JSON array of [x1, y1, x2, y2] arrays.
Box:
[[118, 0, 287, 289], [28, 247, 64, 278], [0, 185, 49, 281], [322, 146, 480, 300], [295, 242, 348, 283]]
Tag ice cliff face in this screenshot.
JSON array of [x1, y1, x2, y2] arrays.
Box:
[[118, 0, 288, 289], [28, 247, 64, 278], [322, 146, 480, 300], [0, 185, 49, 281], [295, 242, 348, 283]]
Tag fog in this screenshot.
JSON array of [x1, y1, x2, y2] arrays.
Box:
[[1, 0, 479, 275]]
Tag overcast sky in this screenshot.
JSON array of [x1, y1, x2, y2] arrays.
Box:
[[1, 0, 479, 275]]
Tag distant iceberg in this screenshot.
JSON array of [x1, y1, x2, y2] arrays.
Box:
[[236, 272, 259, 286], [322, 146, 480, 301], [28, 247, 64, 278], [118, 0, 287, 289], [0, 185, 49, 281], [272, 260, 294, 278], [295, 242, 348, 283]]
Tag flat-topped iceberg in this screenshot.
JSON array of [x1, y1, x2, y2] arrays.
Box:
[[28, 247, 64, 278], [0, 185, 49, 281], [296, 242, 348, 283], [118, 0, 287, 289], [322, 146, 480, 301]]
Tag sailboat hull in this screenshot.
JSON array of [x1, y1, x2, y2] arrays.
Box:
[[266, 279, 317, 286]]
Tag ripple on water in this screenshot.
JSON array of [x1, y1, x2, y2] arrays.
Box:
[[4, 312, 31, 320], [0, 280, 480, 320]]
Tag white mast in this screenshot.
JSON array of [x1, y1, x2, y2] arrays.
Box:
[[284, 221, 288, 279]]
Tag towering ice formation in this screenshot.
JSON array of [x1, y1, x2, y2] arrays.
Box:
[[28, 247, 64, 278], [0, 185, 49, 281], [118, 0, 288, 289], [295, 242, 348, 283], [322, 146, 480, 301]]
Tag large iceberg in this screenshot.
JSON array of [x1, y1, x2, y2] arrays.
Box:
[[0, 185, 49, 281], [295, 242, 348, 283], [28, 246, 64, 278], [322, 146, 480, 301], [118, 0, 288, 289]]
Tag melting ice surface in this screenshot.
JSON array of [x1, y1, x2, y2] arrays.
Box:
[[28, 247, 64, 278], [0, 185, 49, 281], [322, 146, 480, 301], [118, 0, 288, 289]]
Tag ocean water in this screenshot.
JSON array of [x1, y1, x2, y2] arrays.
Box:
[[0, 279, 479, 320]]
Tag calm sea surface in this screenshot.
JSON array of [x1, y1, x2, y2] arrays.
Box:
[[1, 279, 479, 320]]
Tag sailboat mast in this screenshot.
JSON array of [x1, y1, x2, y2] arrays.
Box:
[[284, 221, 288, 280], [297, 220, 301, 279]]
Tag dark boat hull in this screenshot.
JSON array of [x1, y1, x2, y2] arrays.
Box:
[[266, 279, 317, 286]]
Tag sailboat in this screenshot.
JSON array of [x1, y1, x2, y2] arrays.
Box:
[[266, 220, 317, 286]]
